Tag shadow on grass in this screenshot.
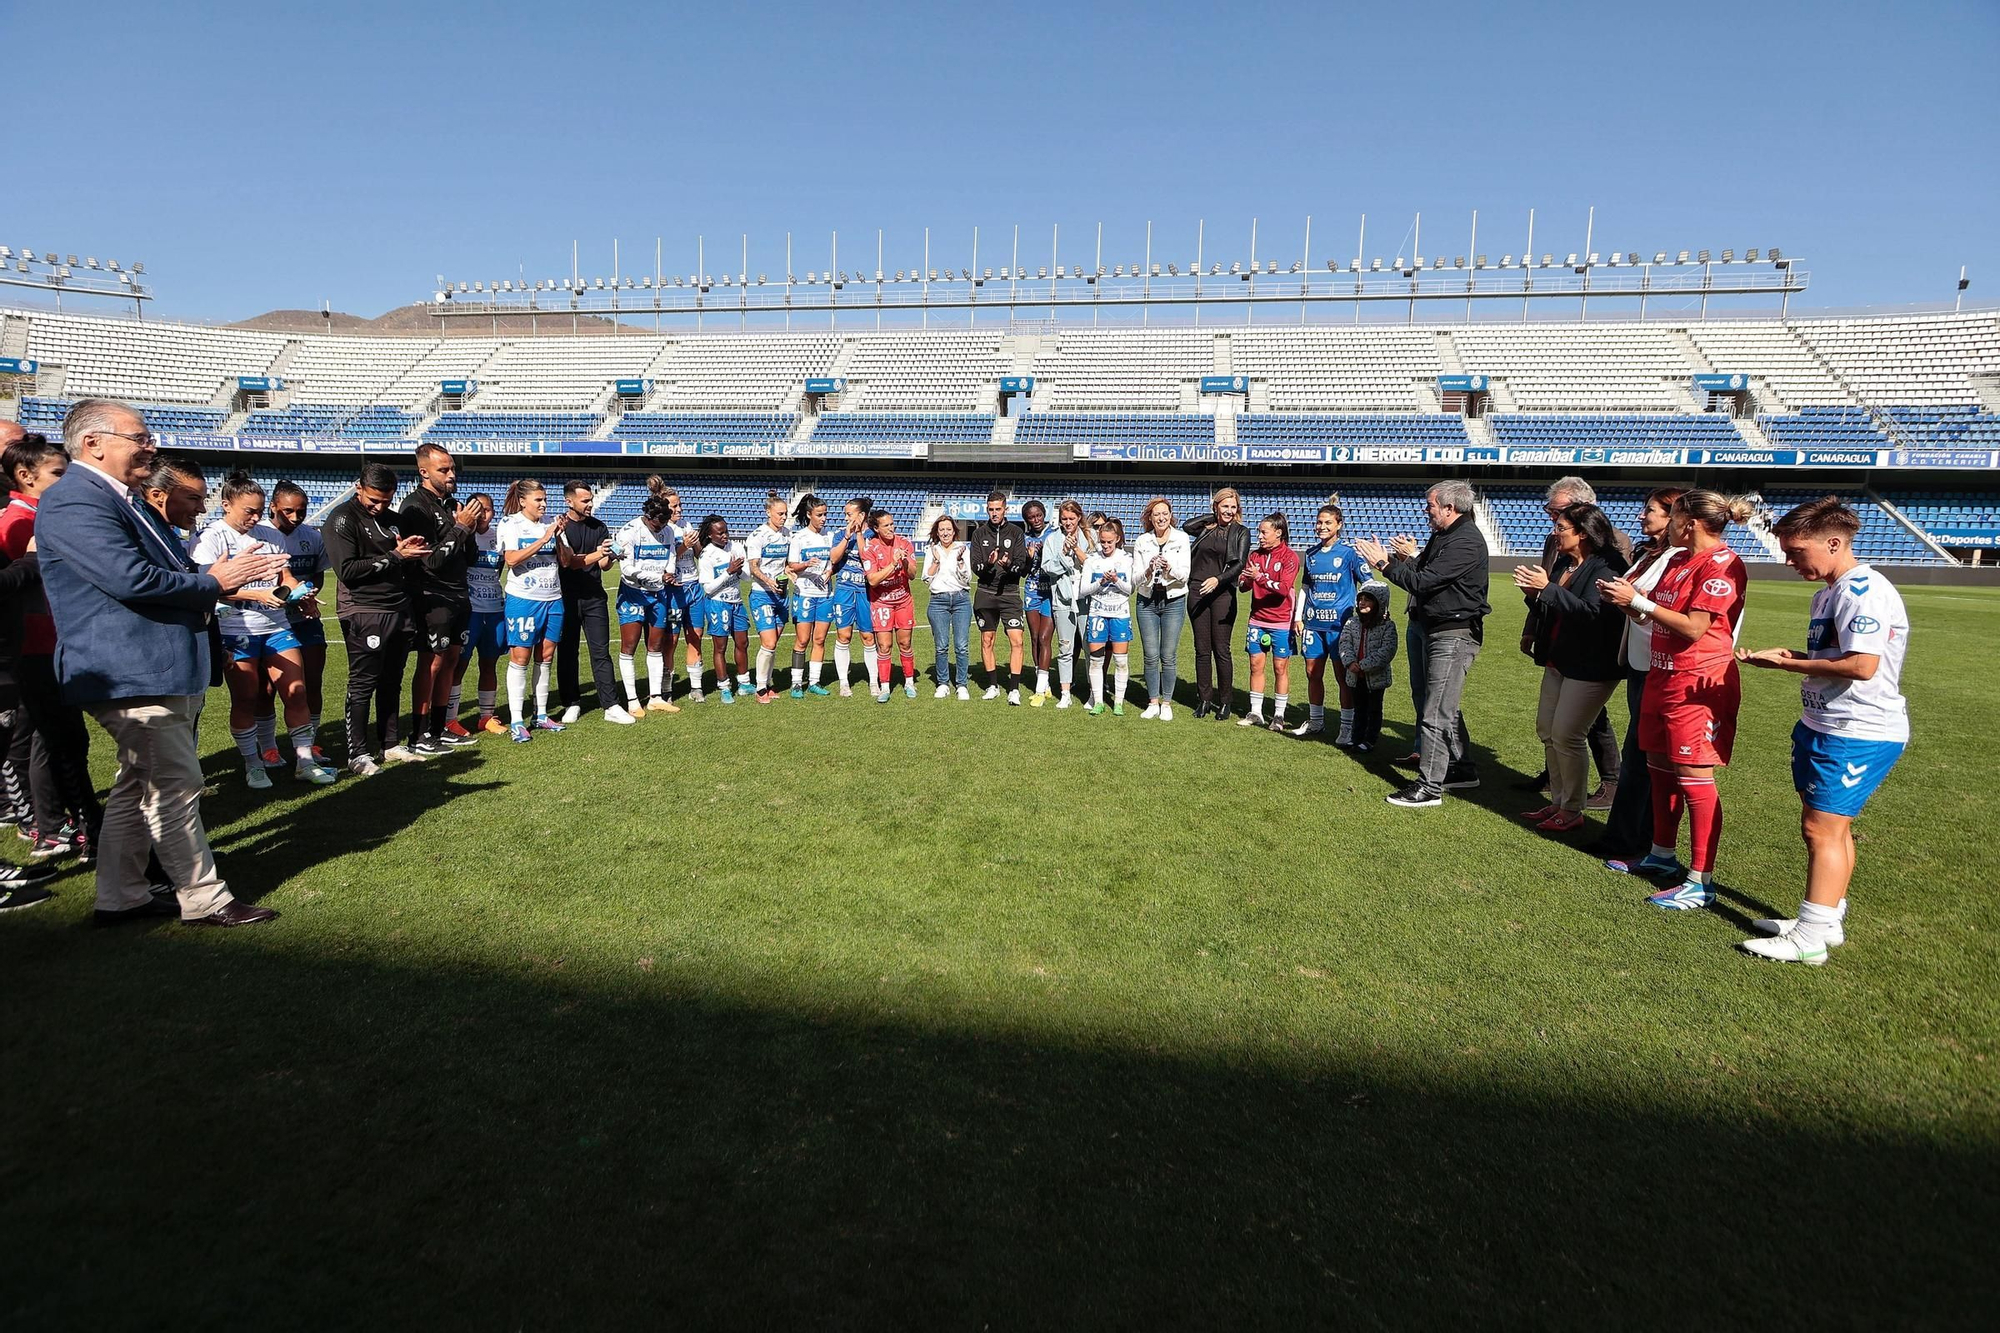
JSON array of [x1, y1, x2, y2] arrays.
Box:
[[2, 941, 1991, 1329]]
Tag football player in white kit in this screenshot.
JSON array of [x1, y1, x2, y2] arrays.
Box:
[[265, 480, 332, 759], [785, 493, 835, 698], [496, 479, 574, 742], [744, 491, 792, 704], [611, 495, 683, 716], [189, 472, 338, 788], [1737, 497, 1912, 965], [448, 493, 509, 735], [695, 515, 751, 702]]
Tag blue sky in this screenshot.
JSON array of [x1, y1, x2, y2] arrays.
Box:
[[14, 0, 1998, 323]]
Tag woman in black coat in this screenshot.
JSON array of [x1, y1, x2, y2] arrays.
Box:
[[1511, 502, 1630, 833], [1183, 486, 1251, 720]]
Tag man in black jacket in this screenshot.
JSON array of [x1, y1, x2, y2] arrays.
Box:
[[323, 461, 431, 775], [399, 443, 482, 754], [1357, 480, 1489, 808], [967, 490, 1029, 704], [554, 481, 626, 723]]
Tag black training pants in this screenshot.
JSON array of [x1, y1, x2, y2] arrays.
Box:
[[341, 609, 412, 759], [1189, 590, 1238, 707], [558, 596, 619, 712], [17, 653, 102, 840]]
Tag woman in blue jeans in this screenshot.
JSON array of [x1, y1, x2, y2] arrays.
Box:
[[1130, 496, 1191, 720], [921, 515, 974, 698]]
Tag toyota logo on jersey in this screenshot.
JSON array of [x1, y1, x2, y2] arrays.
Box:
[[1702, 578, 1733, 597]]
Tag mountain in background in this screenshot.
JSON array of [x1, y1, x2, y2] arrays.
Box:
[[231, 304, 644, 336]]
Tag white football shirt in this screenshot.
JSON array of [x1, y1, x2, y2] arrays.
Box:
[[497, 513, 562, 601], [1802, 564, 1910, 743]]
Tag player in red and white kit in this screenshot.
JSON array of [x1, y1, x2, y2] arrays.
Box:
[[862, 509, 919, 702], [1237, 513, 1301, 731], [1598, 490, 1754, 910]]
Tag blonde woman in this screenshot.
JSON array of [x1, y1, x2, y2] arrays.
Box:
[[1184, 486, 1250, 721], [1130, 496, 1190, 720]]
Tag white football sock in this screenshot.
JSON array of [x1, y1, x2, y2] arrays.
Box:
[[255, 713, 277, 755], [1087, 655, 1105, 707], [863, 642, 879, 684], [449, 673, 466, 717], [756, 645, 774, 690], [833, 639, 851, 684], [291, 722, 317, 762], [1112, 652, 1129, 702], [808, 660, 823, 686], [1036, 669, 1050, 695], [533, 660, 550, 719], [689, 659, 704, 693], [1273, 693, 1288, 720], [507, 661, 528, 725], [1309, 704, 1325, 723], [231, 725, 260, 762], [1338, 707, 1354, 731], [1247, 690, 1264, 718], [477, 687, 496, 718], [647, 651, 664, 696], [736, 671, 753, 693], [619, 652, 639, 703], [1792, 898, 1841, 950]]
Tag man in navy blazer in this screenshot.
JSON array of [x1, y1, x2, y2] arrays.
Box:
[[35, 400, 289, 927]]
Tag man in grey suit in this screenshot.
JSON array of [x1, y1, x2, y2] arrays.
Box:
[[36, 400, 288, 927]]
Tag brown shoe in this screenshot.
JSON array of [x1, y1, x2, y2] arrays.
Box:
[[182, 901, 279, 928], [1586, 783, 1617, 811]]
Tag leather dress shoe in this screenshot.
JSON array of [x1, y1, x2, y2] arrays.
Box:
[[93, 888, 180, 927], [1193, 700, 1211, 719], [182, 901, 279, 928], [1214, 706, 1234, 724]]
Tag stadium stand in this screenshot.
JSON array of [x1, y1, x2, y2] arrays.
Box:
[[1236, 414, 1469, 446], [1451, 324, 1693, 411], [8, 305, 1997, 567], [841, 333, 1007, 410], [611, 412, 796, 445], [1489, 413, 1744, 450], [813, 413, 994, 444], [423, 411, 602, 442], [1015, 413, 1215, 446], [1230, 327, 1441, 411]]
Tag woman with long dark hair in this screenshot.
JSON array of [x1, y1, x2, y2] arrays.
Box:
[[1512, 502, 1631, 833], [1590, 486, 1686, 860]]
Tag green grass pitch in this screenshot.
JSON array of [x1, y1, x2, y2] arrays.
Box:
[[3, 574, 1995, 1327]]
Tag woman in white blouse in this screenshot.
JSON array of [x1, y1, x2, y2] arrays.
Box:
[[1130, 497, 1193, 721], [922, 514, 975, 699]]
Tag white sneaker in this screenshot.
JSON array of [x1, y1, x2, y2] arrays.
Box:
[[935, 684, 950, 699], [349, 756, 382, 777], [245, 766, 273, 791], [604, 705, 636, 725], [382, 744, 429, 764], [956, 686, 969, 701], [1141, 702, 1160, 719], [1007, 689, 1020, 706], [1056, 694, 1072, 709], [838, 684, 852, 698], [983, 685, 1001, 701], [1237, 713, 1263, 728], [561, 704, 581, 724], [1334, 728, 1354, 747], [1739, 930, 1831, 965], [295, 759, 338, 786], [1291, 719, 1323, 737], [1159, 703, 1173, 722], [1749, 916, 1846, 947]]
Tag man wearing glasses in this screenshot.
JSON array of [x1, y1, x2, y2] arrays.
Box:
[[34, 399, 288, 928]]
